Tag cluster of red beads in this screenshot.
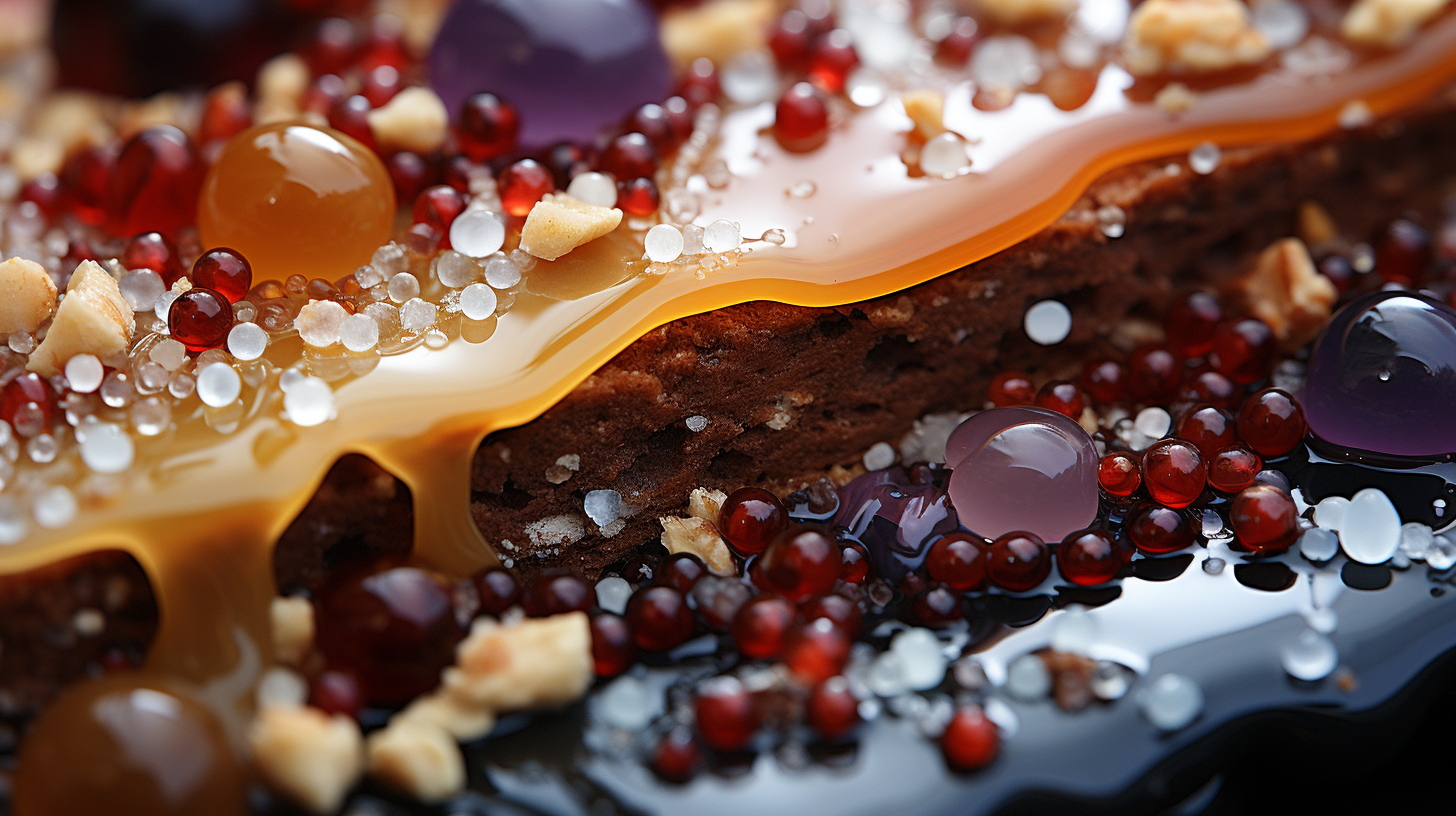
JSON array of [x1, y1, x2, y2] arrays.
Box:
[[766, 2, 858, 152]]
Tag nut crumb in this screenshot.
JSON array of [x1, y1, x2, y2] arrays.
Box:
[[1226, 238, 1336, 350], [366, 719, 464, 804], [396, 692, 497, 741], [900, 89, 946, 141], [1154, 82, 1196, 113], [255, 53, 310, 124], [28, 260, 135, 377], [687, 487, 727, 522], [660, 0, 775, 68], [271, 596, 315, 667], [1297, 201, 1340, 248], [367, 86, 449, 155], [1341, 0, 1448, 48], [519, 194, 623, 261], [1124, 0, 1271, 75], [544, 453, 581, 485], [441, 612, 594, 711], [660, 515, 736, 575], [249, 706, 364, 815], [0, 256, 57, 334], [978, 0, 1079, 24]]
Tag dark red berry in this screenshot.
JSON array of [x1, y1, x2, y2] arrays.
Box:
[[599, 132, 657, 181], [1035, 380, 1087, 419], [123, 231, 185, 285], [623, 102, 675, 152], [676, 57, 720, 109], [308, 670, 363, 718], [755, 526, 840, 602], [0, 373, 59, 437], [62, 144, 116, 227], [1098, 452, 1142, 497], [1126, 345, 1183, 402], [801, 594, 862, 638], [626, 586, 693, 652], [1374, 219, 1432, 286], [718, 487, 787, 556], [1141, 439, 1206, 509], [473, 567, 520, 615], [807, 676, 859, 739], [1125, 504, 1195, 554], [986, 532, 1051, 592], [590, 612, 636, 677], [328, 95, 376, 151], [497, 159, 555, 217], [386, 150, 434, 205], [107, 125, 199, 239], [1164, 290, 1223, 358], [1235, 388, 1306, 457], [988, 371, 1035, 406], [360, 64, 402, 107], [1317, 254, 1356, 291], [653, 726, 702, 783], [769, 10, 814, 71], [1176, 405, 1236, 459], [1180, 370, 1237, 409], [521, 571, 593, 617], [1079, 359, 1126, 404], [1209, 319, 1275, 385], [807, 29, 858, 94], [731, 595, 796, 659], [784, 618, 851, 683], [942, 706, 998, 771], [1057, 529, 1124, 586], [457, 93, 519, 162], [911, 586, 964, 628], [695, 676, 759, 751], [199, 82, 254, 144], [1229, 484, 1299, 553], [935, 17, 980, 65], [190, 247, 252, 303], [301, 74, 348, 117], [617, 176, 660, 216], [412, 185, 465, 237], [926, 532, 989, 591], [167, 288, 234, 352], [774, 82, 829, 153], [658, 552, 708, 593], [1207, 445, 1262, 493], [19, 173, 64, 219], [839, 540, 869, 583], [305, 17, 359, 77]]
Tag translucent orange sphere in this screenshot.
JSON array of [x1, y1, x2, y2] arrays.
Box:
[[198, 122, 395, 284]]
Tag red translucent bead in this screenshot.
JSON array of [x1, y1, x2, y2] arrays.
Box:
[[839, 540, 869, 583], [1098, 452, 1142, 497], [774, 82, 829, 153], [1318, 254, 1356, 292], [806, 676, 859, 739], [807, 29, 858, 94], [617, 177, 660, 217], [1125, 504, 1195, 554], [473, 567, 520, 615], [167, 288, 234, 352], [541, 141, 591, 189], [0, 373, 59, 437], [522, 571, 593, 617], [599, 132, 658, 181], [497, 159, 555, 217], [457, 92, 520, 163], [308, 670, 363, 718], [328, 95, 377, 152], [653, 726, 701, 783], [314, 562, 464, 705], [935, 17, 980, 65], [122, 231, 185, 286], [768, 10, 815, 71], [626, 586, 693, 651], [1209, 319, 1275, 385], [1034, 380, 1086, 419], [986, 532, 1051, 592], [107, 125, 200, 239], [1079, 359, 1126, 405], [942, 706, 999, 771], [988, 371, 1035, 407], [658, 552, 707, 593], [1175, 405, 1236, 459], [694, 576, 752, 631], [1374, 219, 1432, 286], [718, 487, 787, 556], [358, 14, 409, 72], [800, 0, 837, 36], [755, 526, 840, 602], [198, 83, 253, 146], [301, 74, 348, 117], [1180, 370, 1237, 409], [926, 532, 989, 591], [731, 595, 796, 659], [386, 151, 434, 205], [590, 612, 636, 677], [1057, 529, 1126, 586], [360, 65, 402, 108], [1126, 345, 1183, 402], [1163, 290, 1223, 358], [801, 594, 862, 638], [19, 173, 64, 219], [305, 17, 359, 76], [911, 586, 964, 627], [412, 185, 465, 241], [442, 154, 478, 193], [695, 676, 759, 751], [1229, 484, 1299, 553], [623, 102, 675, 152], [1235, 388, 1306, 457], [1141, 439, 1206, 508], [784, 618, 851, 683], [190, 248, 252, 304], [62, 145, 116, 227], [676, 57, 720, 109], [1208, 445, 1262, 493]]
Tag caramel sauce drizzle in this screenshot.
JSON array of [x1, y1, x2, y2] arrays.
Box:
[[4, 15, 1456, 740]]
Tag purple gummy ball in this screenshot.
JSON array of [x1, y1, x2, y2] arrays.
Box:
[[1302, 291, 1456, 459], [946, 407, 1099, 542], [427, 0, 672, 147]]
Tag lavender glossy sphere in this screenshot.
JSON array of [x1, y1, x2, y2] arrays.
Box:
[[1303, 291, 1456, 459], [946, 407, 1099, 541], [427, 0, 672, 147]]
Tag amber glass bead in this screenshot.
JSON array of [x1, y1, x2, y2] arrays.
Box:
[[807, 30, 858, 94], [618, 177, 660, 217], [755, 526, 840, 602], [1126, 345, 1183, 402], [1229, 484, 1299, 553], [1163, 290, 1223, 358], [1141, 439, 1207, 509], [1035, 380, 1086, 419], [988, 371, 1035, 407], [62, 145, 116, 227], [1175, 405, 1236, 459], [198, 123, 395, 283], [807, 676, 859, 739], [926, 532, 989, 591], [599, 132, 657, 181], [107, 126, 200, 240], [783, 618, 851, 683], [732, 595, 796, 659], [1057, 529, 1128, 586], [719, 487, 787, 556], [1209, 319, 1275, 385], [626, 586, 694, 651]]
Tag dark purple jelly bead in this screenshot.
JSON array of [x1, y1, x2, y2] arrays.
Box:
[[1303, 291, 1456, 459], [428, 0, 672, 147]]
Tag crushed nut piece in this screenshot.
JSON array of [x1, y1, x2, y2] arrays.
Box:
[[440, 612, 593, 711], [1341, 0, 1449, 49], [1154, 82, 1196, 113], [396, 691, 498, 742], [28, 260, 135, 377], [978, 0, 1080, 25], [687, 487, 727, 523], [900, 89, 946, 141], [1124, 0, 1271, 75], [366, 719, 465, 804], [249, 706, 364, 815], [11, 137, 63, 181], [0, 257, 57, 334], [271, 596, 315, 667], [660, 515, 735, 575], [519, 195, 623, 261], [1297, 200, 1340, 248], [660, 0, 775, 68], [31, 91, 111, 156], [255, 53, 310, 124], [367, 87, 449, 155], [1226, 238, 1337, 350]]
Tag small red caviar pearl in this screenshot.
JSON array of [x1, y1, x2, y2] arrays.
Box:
[[360, 64, 402, 108], [1141, 439, 1207, 508], [167, 288, 234, 352], [807, 29, 858, 94], [107, 125, 199, 239], [1318, 254, 1357, 291], [0, 373, 59, 436], [457, 92, 520, 162], [1209, 319, 1275, 385], [19, 173, 64, 219], [386, 150, 435, 205], [1035, 380, 1087, 419], [769, 10, 815, 71], [1207, 445, 1262, 493], [600, 132, 658, 181], [658, 552, 708, 593], [626, 586, 693, 651], [1057, 529, 1126, 586], [1229, 484, 1299, 553], [305, 17, 359, 77], [617, 177, 660, 217], [522, 572, 593, 617], [839, 540, 869, 583], [806, 676, 859, 739], [412, 185, 465, 238], [358, 15, 409, 72], [473, 567, 520, 615], [663, 96, 695, 145], [199, 83, 253, 146], [1098, 452, 1142, 497], [801, 594, 862, 638], [1179, 370, 1237, 409], [123, 231, 185, 285], [623, 102, 675, 152], [1126, 345, 1183, 402], [676, 57, 721, 109], [1175, 405, 1236, 459], [653, 726, 702, 783], [1079, 359, 1126, 405], [912, 586, 964, 627], [308, 670, 363, 718], [774, 82, 829, 153], [1235, 388, 1306, 457], [62, 145, 115, 227], [590, 612, 637, 677], [540, 141, 590, 188], [1163, 290, 1223, 358], [926, 532, 989, 591], [190, 247, 252, 304], [935, 17, 980, 65], [718, 487, 788, 556], [497, 158, 555, 217], [784, 618, 851, 683], [942, 706, 999, 771], [1374, 219, 1432, 286], [695, 676, 759, 751], [755, 526, 840, 602], [986, 532, 1051, 592], [301, 74, 348, 117], [988, 371, 1035, 407], [442, 154, 477, 193], [1125, 504, 1195, 554], [731, 595, 796, 659], [328, 95, 377, 152]]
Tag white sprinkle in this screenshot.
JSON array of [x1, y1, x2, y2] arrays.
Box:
[[846, 66, 888, 107], [483, 253, 521, 289], [354, 264, 384, 288], [78, 423, 135, 473], [1006, 653, 1051, 700], [594, 576, 632, 615], [1203, 557, 1226, 574], [197, 363, 241, 408], [1090, 661, 1131, 701], [1139, 673, 1203, 731], [1096, 204, 1126, 238], [32, 485, 77, 529], [386, 271, 421, 304], [1428, 535, 1456, 570], [584, 489, 623, 528], [863, 441, 896, 471], [681, 223, 706, 255], [130, 397, 171, 436], [119, 268, 165, 311], [920, 132, 970, 176], [890, 628, 947, 691], [399, 298, 437, 333], [971, 35, 1041, 89], [1339, 99, 1373, 129], [595, 675, 660, 730], [1251, 0, 1309, 49], [1134, 407, 1172, 439], [566, 172, 618, 208], [72, 608, 105, 637], [1189, 141, 1221, 174], [644, 224, 685, 263], [154, 290, 180, 322], [1280, 629, 1337, 681], [686, 415, 708, 432], [1313, 495, 1349, 531], [1398, 522, 1433, 561], [703, 219, 741, 253], [1024, 300, 1072, 345], [371, 242, 409, 277], [227, 322, 268, 360], [1299, 527, 1340, 562], [149, 338, 187, 371], [460, 283, 499, 320], [283, 376, 335, 427], [339, 313, 380, 352], [64, 354, 104, 393], [295, 300, 349, 347], [720, 49, 779, 104], [1338, 488, 1401, 564], [435, 250, 479, 288], [450, 209, 506, 257]]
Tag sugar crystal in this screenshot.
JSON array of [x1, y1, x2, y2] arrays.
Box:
[[119, 268, 165, 311], [645, 224, 684, 263], [1134, 407, 1172, 439], [1398, 522, 1433, 561], [400, 298, 438, 333], [704, 219, 741, 253], [1005, 654, 1051, 700], [227, 322, 268, 360], [1280, 629, 1337, 681], [1337, 488, 1400, 564], [483, 254, 521, 289], [450, 209, 506, 258], [340, 313, 380, 352], [283, 376, 335, 426], [80, 423, 135, 473], [64, 354, 103, 393], [595, 576, 632, 615], [890, 628, 946, 691], [295, 300, 348, 347], [585, 489, 623, 528], [1139, 673, 1202, 731], [920, 132, 970, 177], [386, 271, 421, 304]]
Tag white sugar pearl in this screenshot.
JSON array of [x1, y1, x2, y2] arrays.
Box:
[[227, 322, 268, 360], [566, 172, 618, 208], [64, 354, 103, 393], [119, 269, 165, 311], [1024, 300, 1072, 345], [295, 300, 348, 346], [644, 224, 684, 263], [483, 254, 521, 289], [460, 283, 498, 320], [704, 219, 740, 253], [283, 376, 335, 427], [920, 132, 970, 176], [197, 363, 242, 408], [149, 338, 187, 370], [32, 485, 77, 529], [79, 423, 135, 473], [339, 313, 380, 352], [450, 209, 506, 258], [1189, 142, 1221, 175], [435, 251, 479, 288], [386, 271, 420, 304]]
